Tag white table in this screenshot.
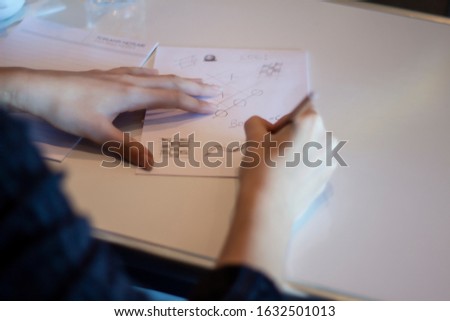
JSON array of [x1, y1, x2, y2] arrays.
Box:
[[42, 0, 450, 300]]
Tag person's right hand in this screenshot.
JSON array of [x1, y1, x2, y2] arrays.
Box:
[[218, 98, 337, 287]]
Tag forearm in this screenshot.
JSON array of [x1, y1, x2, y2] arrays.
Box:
[[217, 183, 294, 288], [0, 67, 61, 119]]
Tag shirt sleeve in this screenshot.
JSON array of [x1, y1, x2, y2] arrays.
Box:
[[0, 109, 144, 300], [189, 265, 282, 300]]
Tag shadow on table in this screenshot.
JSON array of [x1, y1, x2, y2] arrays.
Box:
[[364, 0, 450, 17]]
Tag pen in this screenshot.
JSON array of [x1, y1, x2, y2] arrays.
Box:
[[271, 92, 314, 134]]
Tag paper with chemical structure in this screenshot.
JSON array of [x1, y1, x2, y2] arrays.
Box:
[[139, 46, 309, 177], [0, 17, 158, 161]]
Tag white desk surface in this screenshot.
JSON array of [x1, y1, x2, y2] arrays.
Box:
[[38, 0, 450, 300]]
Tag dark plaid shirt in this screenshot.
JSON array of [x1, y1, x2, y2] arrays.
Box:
[[0, 108, 280, 300]]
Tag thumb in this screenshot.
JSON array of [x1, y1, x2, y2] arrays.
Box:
[[244, 116, 273, 142], [95, 120, 154, 171]]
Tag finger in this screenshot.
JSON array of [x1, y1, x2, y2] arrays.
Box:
[[122, 134, 154, 171], [87, 119, 153, 170], [97, 75, 222, 98], [272, 99, 315, 132], [292, 112, 326, 157], [244, 116, 273, 141], [107, 67, 159, 76], [271, 107, 318, 141], [115, 87, 217, 114], [293, 109, 322, 138], [107, 74, 221, 97], [293, 105, 317, 127], [155, 74, 222, 97]]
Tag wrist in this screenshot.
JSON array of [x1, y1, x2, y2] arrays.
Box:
[[0, 67, 32, 113], [218, 186, 294, 286]]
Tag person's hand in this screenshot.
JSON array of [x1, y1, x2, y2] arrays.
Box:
[[218, 98, 337, 288], [0, 67, 220, 169]]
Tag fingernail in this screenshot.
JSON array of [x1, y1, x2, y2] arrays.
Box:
[[211, 84, 223, 91], [203, 84, 223, 96], [200, 101, 217, 114]]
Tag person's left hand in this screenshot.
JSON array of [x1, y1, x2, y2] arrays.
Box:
[[1, 67, 220, 169]]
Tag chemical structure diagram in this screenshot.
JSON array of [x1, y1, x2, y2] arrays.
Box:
[[175, 55, 198, 69], [172, 57, 283, 121], [258, 62, 283, 78], [213, 87, 264, 119]]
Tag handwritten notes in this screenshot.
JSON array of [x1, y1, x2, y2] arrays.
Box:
[[0, 18, 158, 161], [139, 46, 309, 177]]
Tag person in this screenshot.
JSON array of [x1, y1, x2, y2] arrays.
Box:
[[0, 67, 335, 300]]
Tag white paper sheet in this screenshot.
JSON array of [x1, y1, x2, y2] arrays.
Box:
[[139, 46, 309, 177], [0, 17, 158, 161]]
